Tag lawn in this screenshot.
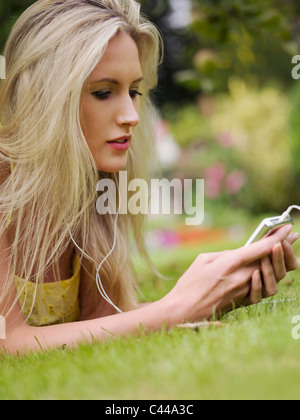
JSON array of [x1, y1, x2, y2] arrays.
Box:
[[1, 216, 300, 400]]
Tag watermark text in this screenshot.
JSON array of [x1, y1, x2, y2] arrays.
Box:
[[0, 316, 6, 340], [292, 55, 300, 80], [292, 315, 300, 340], [0, 55, 5, 80], [96, 172, 205, 226]]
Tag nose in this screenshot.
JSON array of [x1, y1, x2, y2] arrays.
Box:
[[116, 96, 140, 128]]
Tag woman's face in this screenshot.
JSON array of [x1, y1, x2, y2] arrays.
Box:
[[80, 31, 143, 173]]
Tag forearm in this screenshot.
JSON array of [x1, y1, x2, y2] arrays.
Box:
[[5, 297, 181, 355], [5, 226, 297, 355]]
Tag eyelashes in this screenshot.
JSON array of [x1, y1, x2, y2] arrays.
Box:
[[92, 90, 143, 100], [131, 90, 143, 99], [92, 91, 111, 100]]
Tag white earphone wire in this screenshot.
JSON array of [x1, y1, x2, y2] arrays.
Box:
[[69, 173, 123, 314]]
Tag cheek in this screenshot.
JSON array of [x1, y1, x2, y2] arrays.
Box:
[[80, 97, 107, 145], [81, 101, 97, 143]]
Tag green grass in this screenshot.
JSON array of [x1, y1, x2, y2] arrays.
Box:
[[1, 217, 300, 400]]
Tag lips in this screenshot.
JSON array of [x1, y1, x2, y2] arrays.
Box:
[[106, 136, 131, 151], [107, 136, 131, 151]]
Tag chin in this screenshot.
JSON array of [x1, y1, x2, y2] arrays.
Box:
[[96, 157, 128, 174]]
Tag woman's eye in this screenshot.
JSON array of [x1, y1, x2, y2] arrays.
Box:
[[130, 90, 143, 99], [92, 91, 111, 100], [92, 90, 143, 100]]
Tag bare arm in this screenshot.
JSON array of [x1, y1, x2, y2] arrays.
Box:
[[0, 228, 179, 354], [6, 298, 178, 354], [1, 224, 298, 355]]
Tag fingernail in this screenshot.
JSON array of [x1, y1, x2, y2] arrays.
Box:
[[281, 225, 293, 236], [285, 224, 293, 233], [291, 233, 300, 242], [274, 242, 282, 251]]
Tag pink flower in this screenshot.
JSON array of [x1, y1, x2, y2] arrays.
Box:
[[205, 162, 226, 181], [226, 170, 246, 195], [217, 132, 236, 148], [204, 162, 226, 199], [206, 178, 222, 199]]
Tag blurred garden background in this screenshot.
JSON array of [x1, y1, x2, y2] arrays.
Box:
[[142, 0, 300, 253]]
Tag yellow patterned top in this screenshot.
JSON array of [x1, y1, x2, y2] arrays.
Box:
[[15, 255, 81, 327]]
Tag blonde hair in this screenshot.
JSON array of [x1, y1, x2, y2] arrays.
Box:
[[0, 0, 162, 319]]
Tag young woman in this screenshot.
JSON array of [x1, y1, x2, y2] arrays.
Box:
[[0, 0, 298, 355]]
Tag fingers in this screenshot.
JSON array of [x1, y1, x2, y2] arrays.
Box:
[[221, 225, 293, 273], [245, 243, 296, 306], [196, 251, 227, 265], [272, 242, 287, 281], [249, 269, 263, 304], [282, 240, 299, 272], [257, 233, 299, 284], [270, 240, 299, 279], [244, 259, 279, 306], [261, 256, 278, 298], [287, 232, 300, 245], [237, 235, 298, 306]]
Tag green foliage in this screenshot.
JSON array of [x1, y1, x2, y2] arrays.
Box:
[[289, 82, 300, 183], [174, 0, 300, 95], [164, 78, 296, 213], [162, 104, 212, 148], [192, 0, 292, 43], [210, 78, 294, 212], [0, 0, 35, 53]]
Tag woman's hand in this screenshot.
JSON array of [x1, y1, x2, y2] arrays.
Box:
[[243, 232, 299, 306], [166, 225, 298, 323]]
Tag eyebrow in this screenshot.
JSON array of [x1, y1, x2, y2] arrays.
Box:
[[88, 77, 144, 86]]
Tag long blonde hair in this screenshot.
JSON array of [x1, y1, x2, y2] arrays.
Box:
[[0, 0, 162, 319]]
